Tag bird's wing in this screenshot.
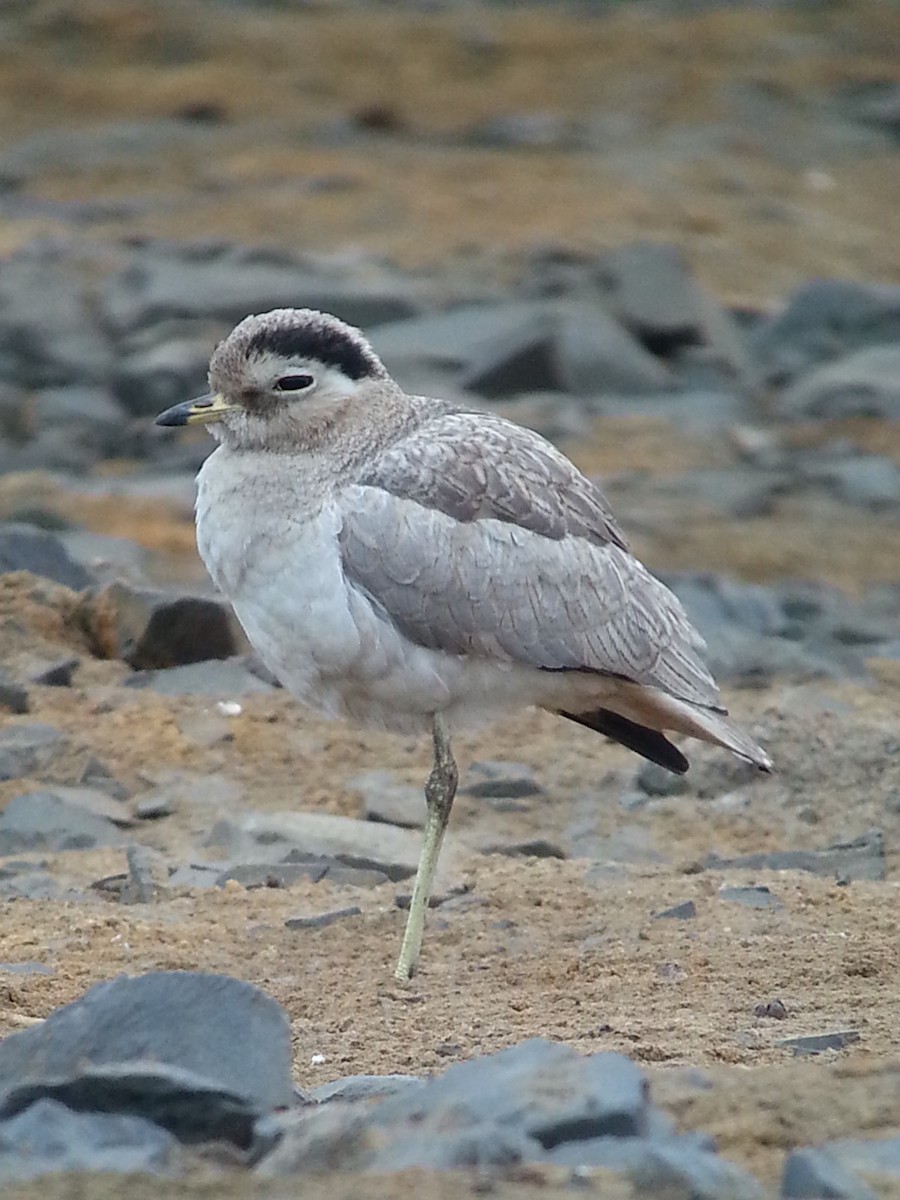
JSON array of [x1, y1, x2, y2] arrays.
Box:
[[339, 411, 720, 709]]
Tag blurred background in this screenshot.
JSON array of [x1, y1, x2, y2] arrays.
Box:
[[0, 0, 897, 655]]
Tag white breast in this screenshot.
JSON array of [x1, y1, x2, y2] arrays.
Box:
[[193, 446, 558, 734]]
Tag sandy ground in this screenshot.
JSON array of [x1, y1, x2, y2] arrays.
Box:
[[1, 568, 899, 1193]]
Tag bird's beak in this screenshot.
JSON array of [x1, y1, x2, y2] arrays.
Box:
[[155, 393, 240, 427]]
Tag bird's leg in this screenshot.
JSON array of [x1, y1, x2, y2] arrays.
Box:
[[394, 713, 458, 982]]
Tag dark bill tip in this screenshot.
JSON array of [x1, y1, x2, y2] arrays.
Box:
[[155, 394, 234, 427]]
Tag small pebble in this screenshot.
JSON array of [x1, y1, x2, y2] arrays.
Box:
[[754, 998, 788, 1020]]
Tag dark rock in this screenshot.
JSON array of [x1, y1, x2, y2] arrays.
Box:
[[777, 1031, 861, 1057], [125, 658, 275, 697], [463, 761, 544, 800], [0, 723, 66, 781], [0, 524, 92, 589], [0, 972, 294, 1146], [718, 885, 783, 910], [782, 1147, 877, 1199], [92, 580, 245, 669], [0, 791, 124, 854], [284, 906, 362, 931], [653, 901, 697, 920], [310, 1075, 424, 1104], [705, 830, 885, 882], [778, 346, 900, 420], [0, 672, 28, 714], [28, 656, 79, 687], [749, 280, 900, 387], [483, 839, 566, 859], [0, 1097, 180, 1182]]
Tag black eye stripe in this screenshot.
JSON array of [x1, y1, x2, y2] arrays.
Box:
[[274, 374, 314, 392]]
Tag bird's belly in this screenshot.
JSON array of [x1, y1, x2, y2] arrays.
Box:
[[197, 500, 519, 730]]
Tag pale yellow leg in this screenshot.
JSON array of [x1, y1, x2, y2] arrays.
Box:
[[394, 713, 458, 981]]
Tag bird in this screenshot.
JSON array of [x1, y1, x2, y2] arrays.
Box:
[[155, 307, 772, 981]]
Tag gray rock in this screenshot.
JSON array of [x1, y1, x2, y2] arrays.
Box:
[[0, 723, 66, 781], [125, 658, 275, 696], [458, 302, 669, 399], [0, 243, 113, 388], [782, 1147, 877, 1198], [284, 906, 362, 931], [820, 1135, 900, 1189], [0, 791, 124, 854], [310, 1075, 424, 1105], [548, 1137, 766, 1199], [369, 303, 544, 376], [92, 580, 246, 669], [705, 830, 885, 882], [718, 885, 783, 910], [218, 811, 428, 882], [653, 901, 697, 920], [596, 241, 755, 388], [0, 1097, 180, 1182], [30, 386, 128, 447], [217, 861, 330, 888], [799, 452, 900, 511], [349, 770, 425, 829], [99, 243, 420, 338], [636, 761, 690, 798], [376, 1039, 649, 1156], [112, 336, 212, 417], [483, 838, 566, 859], [59, 530, 150, 586], [463, 112, 581, 150], [0, 972, 294, 1144], [750, 280, 900, 386], [0, 963, 54, 977], [0, 524, 93, 589], [553, 300, 673, 395], [463, 761, 544, 800], [778, 346, 900, 420], [777, 1031, 861, 1057]]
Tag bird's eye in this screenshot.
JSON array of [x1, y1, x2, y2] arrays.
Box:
[[274, 374, 314, 392]]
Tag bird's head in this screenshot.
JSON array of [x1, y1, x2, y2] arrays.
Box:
[[155, 308, 392, 451]]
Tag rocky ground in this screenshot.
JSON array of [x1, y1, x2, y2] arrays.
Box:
[[0, 1, 899, 1197]]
